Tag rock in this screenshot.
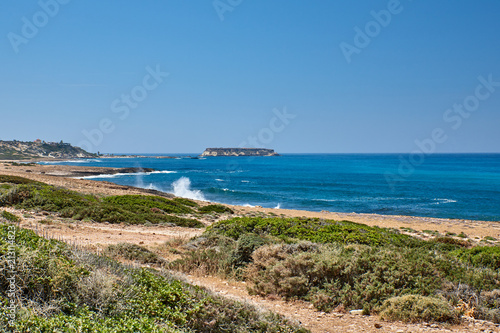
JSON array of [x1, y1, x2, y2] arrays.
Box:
[[349, 309, 364, 315], [374, 323, 382, 329]]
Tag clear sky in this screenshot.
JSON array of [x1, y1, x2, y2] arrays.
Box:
[[1, 1, 499, 154]]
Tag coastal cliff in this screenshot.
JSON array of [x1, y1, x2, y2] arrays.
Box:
[[0, 140, 96, 160], [201, 148, 279, 157]]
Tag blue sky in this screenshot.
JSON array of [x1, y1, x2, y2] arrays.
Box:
[[1, 0, 499, 154]]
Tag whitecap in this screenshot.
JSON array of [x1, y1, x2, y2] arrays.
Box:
[[75, 170, 176, 179], [432, 198, 457, 205]]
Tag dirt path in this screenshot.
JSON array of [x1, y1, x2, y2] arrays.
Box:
[[4, 208, 498, 333], [181, 274, 498, 333]]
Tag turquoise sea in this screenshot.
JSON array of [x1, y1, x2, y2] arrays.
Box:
[[42, 154, 500, 221]]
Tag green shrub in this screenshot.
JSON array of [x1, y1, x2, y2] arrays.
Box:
[[0, 183, 203, 228], [0, 223, 308, 332], [0, 175, 41, 185], [105, 243, 164, 265], [103, 195, 194, 215], [229, 233, 270, 268], [245, 243, 450, 310], [433, 237, 471, 248], [208, 217, 418, 247], [199, 204, 234, 214], [1, 210, 19, 222], [0, 184, 12, 190], [169, 235, 237, 277], [172, 197, 199, 207], [379, 295, 459, 323], [451, 246, 500, 270]]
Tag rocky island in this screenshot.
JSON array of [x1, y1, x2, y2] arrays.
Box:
[[200, 148, 280, 157]]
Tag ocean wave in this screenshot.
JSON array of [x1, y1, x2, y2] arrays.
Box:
[[312, 198, 339, 202], [172, 177, 206, 201], [76, 170, 176, 179], [432, 198, 457, 204], [241, 180, 250, 183], [243, 203, 255, 207], [40, 159, 100, 164], [215, 179, 224, 182], [135, 183, 163, 191]]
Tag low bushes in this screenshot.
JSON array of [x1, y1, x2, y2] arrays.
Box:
[[245, 242, 448, 311], [169, 233, 273, 278], [207, 217, 416, 247], [104, 243, 164, 265], [451, 246, 500, 270], [185, 217, 500, 323], [0, 175, 41, 185], [1, 210, 19, 222], [103, 195, 194, 215], [199, 204, 234, 214], [0, 223, 307, 332], [0, 179, 203, 228], [379, 295, 459, 323]]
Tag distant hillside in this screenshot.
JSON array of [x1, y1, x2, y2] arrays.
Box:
[[201, 148, 279, 157], [0, 140, 96, 160]]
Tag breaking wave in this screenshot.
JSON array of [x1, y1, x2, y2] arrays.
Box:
[[172, 177, 206, 201], [76, 170, 176, 180]]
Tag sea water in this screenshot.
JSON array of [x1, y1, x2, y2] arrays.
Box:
[[42, 154, 500, 221]]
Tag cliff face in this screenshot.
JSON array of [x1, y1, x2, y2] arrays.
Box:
[[201, 148, 279, 157], [0, 140, 97, 160]]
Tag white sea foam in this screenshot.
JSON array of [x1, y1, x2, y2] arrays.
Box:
[[312, 198, 339, 202], [243, 203, 255, 207], [172, 177, 206, 201], [215, 179, 224, 182], [241, 180, 250, 183], [40, 159, 99, 164], [274, 203, 281, 209], [75, 170, 176, 180], [432, 198, 457, 204], [219, 188, 237, 193]]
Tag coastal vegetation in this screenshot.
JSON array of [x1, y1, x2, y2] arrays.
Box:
[[0, 176, 207, 228], [172, 217, 500, 323], [1, 175, 500, 327], [0, 223, 306, 332]]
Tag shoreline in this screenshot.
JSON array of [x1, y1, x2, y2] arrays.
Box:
[[1, 161, 500, 241]]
